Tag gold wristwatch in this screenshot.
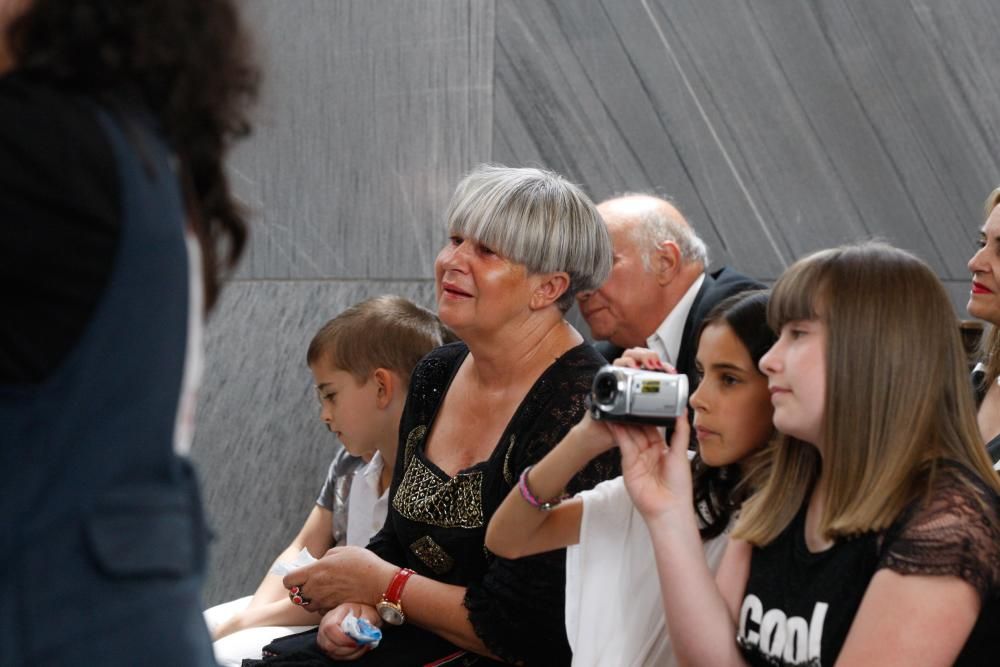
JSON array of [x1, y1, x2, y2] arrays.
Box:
[[376, 567, 415, 625]]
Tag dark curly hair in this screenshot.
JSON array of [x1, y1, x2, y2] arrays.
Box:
[[7, 0, 259, 310]]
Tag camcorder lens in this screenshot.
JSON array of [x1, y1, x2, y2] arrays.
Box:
[[593, 373, 618, 405]]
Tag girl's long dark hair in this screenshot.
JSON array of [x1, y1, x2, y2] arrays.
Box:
[[692, 289, 775, 540], [7, 0, 259, 310]]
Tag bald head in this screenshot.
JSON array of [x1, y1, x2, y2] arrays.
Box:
[[597, 195, 707, 269], [577, 194, 708, 348], [598, 194, 686, 225]]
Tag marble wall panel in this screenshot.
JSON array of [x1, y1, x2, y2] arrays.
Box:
[[743, 0, 1000, 278], [494, 0, 1000, 311], [192, 279, 437, 605], [494, 0, 790, 278], [230, 0, 494, 281], [195, 0, 496, 607]]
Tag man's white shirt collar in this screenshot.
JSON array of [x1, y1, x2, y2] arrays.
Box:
[[646, 273, 705, 366]]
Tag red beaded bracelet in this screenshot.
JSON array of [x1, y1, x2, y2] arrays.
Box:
[[518, 465, 568, 511]]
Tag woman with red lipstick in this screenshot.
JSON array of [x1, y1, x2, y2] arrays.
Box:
[[256, 165, 618, 666], [485, 289, 776, 666], [621, 242, 1000, 666], [967, 186, 1000, 466]]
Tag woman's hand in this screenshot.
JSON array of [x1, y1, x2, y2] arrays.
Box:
[[283, 546, 396, 614], [612, 409, 693, 520], [614, 347, 672, 372], [316, 602, 382, 661]]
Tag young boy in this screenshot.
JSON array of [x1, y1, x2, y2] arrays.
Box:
[[204, 295, 454, 666]]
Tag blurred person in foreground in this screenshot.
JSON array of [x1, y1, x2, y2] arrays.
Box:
[[0, 1, 257, 664]]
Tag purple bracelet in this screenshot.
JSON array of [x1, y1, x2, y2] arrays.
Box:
[[517, 465, 567, 511]]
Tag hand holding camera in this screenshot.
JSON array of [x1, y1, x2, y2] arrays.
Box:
[[588, 349, 688, 426]]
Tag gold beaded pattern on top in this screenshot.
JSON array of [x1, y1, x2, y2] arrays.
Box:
[[409, 535, 456, 575], [393, 426, 485, 529], [501, 434, 517, 485]]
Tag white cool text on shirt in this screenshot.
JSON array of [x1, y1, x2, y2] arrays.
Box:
[[738, 594, 828, 664]]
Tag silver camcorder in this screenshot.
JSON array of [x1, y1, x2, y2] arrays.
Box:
[[589, 365, 688, 426]]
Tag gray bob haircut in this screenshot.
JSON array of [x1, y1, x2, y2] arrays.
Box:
[[447, 164, 613, 312], [622, 193, 709, 269]]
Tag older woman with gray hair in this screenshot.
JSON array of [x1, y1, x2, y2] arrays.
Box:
[[262, 165, 619, 665]]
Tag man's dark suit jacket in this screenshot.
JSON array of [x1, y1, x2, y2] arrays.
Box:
[[593, 266, 764, 393]]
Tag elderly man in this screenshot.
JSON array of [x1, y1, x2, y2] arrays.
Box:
[[578, 194, 761, 389]]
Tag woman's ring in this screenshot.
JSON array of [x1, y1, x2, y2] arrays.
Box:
[[289, 585, 311, 606]]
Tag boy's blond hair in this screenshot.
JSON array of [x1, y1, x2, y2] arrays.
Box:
[[307, 296, 456, 386]]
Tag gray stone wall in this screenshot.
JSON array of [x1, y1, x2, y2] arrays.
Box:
[[194, 0, 1000, 606]]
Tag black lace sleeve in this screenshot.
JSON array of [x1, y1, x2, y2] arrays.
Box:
[[879, 465, 1000, 601], [464, 343, 620, 664]]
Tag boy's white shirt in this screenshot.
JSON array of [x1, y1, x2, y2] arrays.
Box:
[[346, 451, 389, 547]]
